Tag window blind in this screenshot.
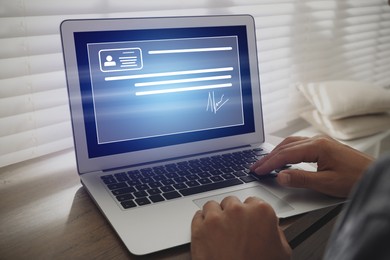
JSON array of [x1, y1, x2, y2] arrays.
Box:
[[1, 0, 389, 167]]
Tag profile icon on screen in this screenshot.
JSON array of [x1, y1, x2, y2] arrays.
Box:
[[99, 48, 143, 72], [104, 55, 116, 67]]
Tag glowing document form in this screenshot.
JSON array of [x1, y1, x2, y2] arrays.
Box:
[[87, 36, 245, 144]]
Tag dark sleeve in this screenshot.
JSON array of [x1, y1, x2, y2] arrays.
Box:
[[324, 153, 390, 260]]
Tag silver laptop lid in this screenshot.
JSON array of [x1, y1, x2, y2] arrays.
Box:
[[60, 15, 264, 174]]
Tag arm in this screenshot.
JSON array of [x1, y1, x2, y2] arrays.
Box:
[[191, 196, 291, 260], [250, 135, 374, 198], [324, 154, 390, 260]]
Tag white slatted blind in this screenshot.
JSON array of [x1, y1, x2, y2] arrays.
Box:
[[1, 0, 389, 167]]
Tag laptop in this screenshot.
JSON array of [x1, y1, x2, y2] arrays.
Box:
[[60, 15, 342, 255]]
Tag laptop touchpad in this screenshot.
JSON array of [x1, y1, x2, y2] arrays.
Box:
[[193, 185, 294, 215]]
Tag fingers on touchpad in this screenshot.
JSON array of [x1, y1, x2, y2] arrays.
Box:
[[193, 186, 294, 215]]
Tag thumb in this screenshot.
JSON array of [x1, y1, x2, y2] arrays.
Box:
[[276, 169, 317, 189]]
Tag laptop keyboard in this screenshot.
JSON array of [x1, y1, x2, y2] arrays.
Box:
[[101, 148, 277, 209]]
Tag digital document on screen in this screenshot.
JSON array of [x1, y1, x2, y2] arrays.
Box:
[[87, 35, 245, 145]]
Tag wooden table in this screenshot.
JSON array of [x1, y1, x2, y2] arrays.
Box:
[[0, 148, 342, 260]]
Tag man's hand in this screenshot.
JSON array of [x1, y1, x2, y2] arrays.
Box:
[[250, 135, 374, 198], [191, 196, 291, 260]]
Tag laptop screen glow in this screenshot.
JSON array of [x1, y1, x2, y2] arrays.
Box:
[[73, 26, 256, 158]]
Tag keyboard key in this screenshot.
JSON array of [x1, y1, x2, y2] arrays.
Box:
[[179, 179, 243, 196], [187, 174, 200, 181], [161, 179, 175, 186], [135, 184, 149, 191], [163, 191, 182, 200], [107, 182, 128, 190], [141, 168, 153, 174], [186, 180, 200, 187], [233, 171, 247, 177], [253, 148, 266, 156], [254, 172, 278, 180], [209, 170, 223, 176], [221, 168, 234, 173], [221, 173, 235, 180], [246, 158, 257, 163], [200, 166, 214, 172], [189, 168, 202, 174], [198, 172, 211, 178], [149, 194, 165, 203], [178, 164, 191, 171], [101, 174, 113, 180], [232, 165, 245, 171], [174, 176, 187, 183], [135, 197, 151, 206], [133, 190, 148, 198], [200, 157, 212, 163], [102, 177, 117, 185], [165, 172, 179, 179], [240, 175, 257, 183], [140, 177, 153, 184], [147, 188, 162, 195], [116, 193, 134, 202], [177, 170, 191, 177], [115, 172, 129, 182], [173, 183, 187, 190], [210, 176, 224, 182], [127, 170, 141, 180], [243, 164, 252, 169], [153, 175, 167, 182], [127, 179, 141, 186], [165, 165, 179, 172], [160, 185, 175, 192], [149, 181, 163, 188], [198, 178, 212, 185], [212, 162, 226, 170], [111, 187, 135, 196], [153, 168, 168, 175], [121, 200, 137, 209]]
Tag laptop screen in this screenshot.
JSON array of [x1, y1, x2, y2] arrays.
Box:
[[73, 24, 256, 159]]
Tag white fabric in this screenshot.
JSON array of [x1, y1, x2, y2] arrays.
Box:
[[297, 81, 390, 119], [301, 110, 390, 140]]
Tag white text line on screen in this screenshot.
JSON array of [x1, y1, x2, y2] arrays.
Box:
[[148, 47, 232, 55], [135, 83, 232, 96], [134, 75, 232, 87], [105, 67, 234, 81]]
